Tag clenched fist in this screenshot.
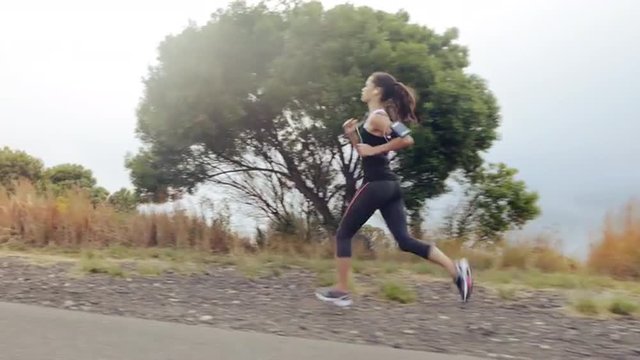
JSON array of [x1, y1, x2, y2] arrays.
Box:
[[342, 118, 358, 135]]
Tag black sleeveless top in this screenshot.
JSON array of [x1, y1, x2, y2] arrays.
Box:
[[358, 109, 399, 183]]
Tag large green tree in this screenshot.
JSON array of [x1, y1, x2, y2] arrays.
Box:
[[126, 0, 501, 232]]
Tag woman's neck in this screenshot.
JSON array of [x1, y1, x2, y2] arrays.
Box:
[[367, 100, 384, 113]]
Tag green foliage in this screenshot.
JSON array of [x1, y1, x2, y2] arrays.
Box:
[[107, 188, 140, 213], [0, 147, 110, 206], [43, 163, 97, 192], [127, 0, 501, 230], [443, 163, 541, 243], [91, 186, 110, 204], [0, 146, 44, 190], [41, 163, 110, 205]]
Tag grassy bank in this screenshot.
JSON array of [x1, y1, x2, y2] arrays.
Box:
[[0, 180, 639, 318], [1, 243, 638, 319]]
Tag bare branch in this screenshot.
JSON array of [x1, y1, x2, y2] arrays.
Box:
[[209, 167, 289, 178], [214, 176, 284, 223]]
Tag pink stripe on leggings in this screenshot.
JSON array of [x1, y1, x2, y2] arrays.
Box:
[[340, 183, 370, 223]]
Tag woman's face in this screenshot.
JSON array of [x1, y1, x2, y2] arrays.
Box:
[[360, 76, 379, 103]]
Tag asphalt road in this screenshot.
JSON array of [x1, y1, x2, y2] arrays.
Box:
[[0, 301, 484, 360]]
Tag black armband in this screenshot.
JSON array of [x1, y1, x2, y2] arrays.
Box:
[[390, 121, 411, 138]]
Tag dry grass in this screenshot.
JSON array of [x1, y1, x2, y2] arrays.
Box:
[[498, 235, 578, 273], [587, 199, 640, 280], [478, 268, 640, 295], [0, 180, 238, 253], [434, 239, 497, 271]]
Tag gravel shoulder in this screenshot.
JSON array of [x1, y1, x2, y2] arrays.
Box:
[[0, 253, 638, 360]]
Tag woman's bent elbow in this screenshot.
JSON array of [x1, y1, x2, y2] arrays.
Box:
[[403, 135, 415, 146]]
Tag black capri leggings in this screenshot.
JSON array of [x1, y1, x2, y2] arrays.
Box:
[[336, 180, 432, 259]]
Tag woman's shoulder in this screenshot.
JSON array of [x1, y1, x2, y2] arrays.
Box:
[[369, 108, 389, 117], [366, 109, 390, 125]]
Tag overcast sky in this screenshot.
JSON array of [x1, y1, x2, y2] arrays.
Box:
[[1, 0, 638, 258]]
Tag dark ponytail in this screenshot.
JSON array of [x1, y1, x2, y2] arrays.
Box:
[[371, 72, 418, 124], [390, 81, 417, 124]]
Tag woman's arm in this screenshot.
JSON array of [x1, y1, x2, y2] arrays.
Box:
[[343, 118, 361, 147], [356, 114, 414, 156]]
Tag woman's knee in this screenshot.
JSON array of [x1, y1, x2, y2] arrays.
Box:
[[335, 228, 353, 258], [396, 236, 416, 252], [396, 236, 431, 258]]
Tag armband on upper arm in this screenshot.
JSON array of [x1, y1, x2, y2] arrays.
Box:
[[390, 121, 411, 138]]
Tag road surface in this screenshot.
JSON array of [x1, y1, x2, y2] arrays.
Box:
[[0, 301, 483, 360]]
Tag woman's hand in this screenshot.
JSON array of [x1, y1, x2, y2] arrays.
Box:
[[342, 118, 358, 135]]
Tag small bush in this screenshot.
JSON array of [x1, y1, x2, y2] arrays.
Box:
[[77, 256, 125, 277], [608, 298, 638, 316], [379, 280, 417, 304], [572, 298, 599, 315]]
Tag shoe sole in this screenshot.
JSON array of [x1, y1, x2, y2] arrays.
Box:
[[315, 292, 353, 307]]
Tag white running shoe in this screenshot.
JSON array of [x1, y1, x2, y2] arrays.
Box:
[[315, 287, 353, 307], [454, 258, 473, 302]]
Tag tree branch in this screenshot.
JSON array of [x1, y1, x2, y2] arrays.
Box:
[[209, 167, 289, 178], [213, 175, 288, 225]]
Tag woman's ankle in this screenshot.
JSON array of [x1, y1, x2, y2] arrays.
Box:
[[426, 246, 458, 279]]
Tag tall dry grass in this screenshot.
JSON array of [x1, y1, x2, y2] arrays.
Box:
[[0, 180, 237, 252], [588, 199, 640, 280], [3, 178, 640, 283], [431, 234, 577, 273]]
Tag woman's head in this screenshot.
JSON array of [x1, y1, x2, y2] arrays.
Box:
[[360, 71, 417, 123]]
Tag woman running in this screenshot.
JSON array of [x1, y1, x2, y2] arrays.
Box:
[[315, 71, 473, 307]]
